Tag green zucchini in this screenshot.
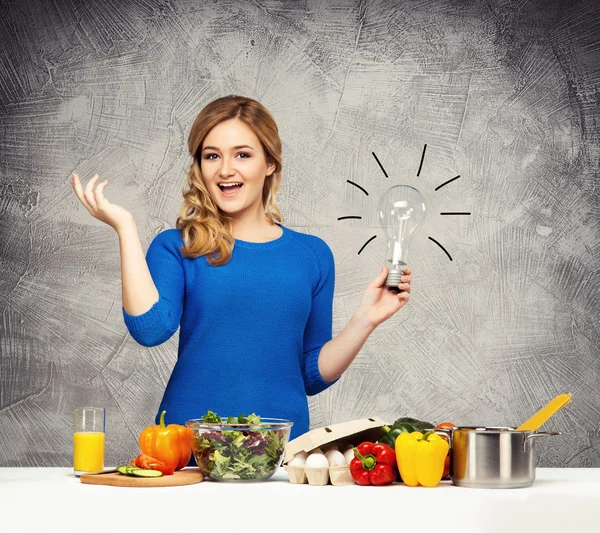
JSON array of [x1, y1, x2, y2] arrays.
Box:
[[116, 465, 131, 475], [129, 468, 163, 478], [116, 463, 164, 478]]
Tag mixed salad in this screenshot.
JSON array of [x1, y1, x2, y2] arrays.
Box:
[[191, 410, 290, 481]]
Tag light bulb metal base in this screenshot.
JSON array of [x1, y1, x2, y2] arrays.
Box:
[[386, 263, 407, 292]]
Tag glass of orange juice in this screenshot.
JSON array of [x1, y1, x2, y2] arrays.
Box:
[[73, 407, 105, 476]]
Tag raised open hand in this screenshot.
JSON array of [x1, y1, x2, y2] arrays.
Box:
[[355, 265, 412, 329], [69, 173, 133, 232]]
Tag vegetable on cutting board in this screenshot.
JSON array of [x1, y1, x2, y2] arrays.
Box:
[[395, 431, 449, 487], [131, 453, 175, 475], [116, 465, 163, 478], [350, 442, 397, 486], [139, 410, 194, 473]]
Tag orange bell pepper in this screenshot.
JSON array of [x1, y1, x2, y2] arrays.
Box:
[[139, 410, 193, 471]]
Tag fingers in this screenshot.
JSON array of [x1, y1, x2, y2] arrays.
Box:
[[70, 173, 93, 211], [368, 265, 389, 289], [395, 269, 412, 293], [396, 282, 411, 293], [94, 178, 110, 209], [397, 291, 410, 306], [370, 266, 413, 291], [84, 174, 100, 210], [70, 173, 107, 212]]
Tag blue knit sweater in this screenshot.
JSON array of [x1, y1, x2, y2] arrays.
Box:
[[122, 224, 338, 440]]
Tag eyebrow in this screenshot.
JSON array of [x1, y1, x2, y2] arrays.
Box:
[[202, 145, 255, 152]]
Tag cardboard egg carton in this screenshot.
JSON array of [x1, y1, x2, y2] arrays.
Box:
[[283, 416, 387, 486]]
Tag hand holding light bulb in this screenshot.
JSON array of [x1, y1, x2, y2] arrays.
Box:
[[377, 185, 426, 292], [355, 264, 412, 329], [353, 185, 425, 330], [346, 185, 424, 331]]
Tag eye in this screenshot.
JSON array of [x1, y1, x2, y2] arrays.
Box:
[[203, 153, 219, 160], [237, 152, 250, 159]]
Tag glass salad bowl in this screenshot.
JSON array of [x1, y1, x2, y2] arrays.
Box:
[[186, 415, 293, 481]]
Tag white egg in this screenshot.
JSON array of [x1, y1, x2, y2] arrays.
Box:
[[325, 449, 346, 467], [289, 451, 308, 466], [305, 451, 330, 469], [343, 447, 356, 465]]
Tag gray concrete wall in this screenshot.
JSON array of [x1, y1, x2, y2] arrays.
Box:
[[1, 0, 598, 467]]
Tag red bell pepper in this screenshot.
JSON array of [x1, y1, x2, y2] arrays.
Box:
[[350, 442, 397, 486]]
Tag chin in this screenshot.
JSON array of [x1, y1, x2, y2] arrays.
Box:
[[216, 202, 244, 215]]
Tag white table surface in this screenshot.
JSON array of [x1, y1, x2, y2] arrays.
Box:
[[1, 467, 599, 533]]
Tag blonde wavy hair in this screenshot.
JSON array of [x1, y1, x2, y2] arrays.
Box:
[[175, 95, 283, 265]]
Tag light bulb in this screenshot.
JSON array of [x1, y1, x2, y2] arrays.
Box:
[[377, 185, 426, 292]]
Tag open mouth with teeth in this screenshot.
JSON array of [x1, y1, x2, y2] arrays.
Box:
[[218, 182, 243, 197]]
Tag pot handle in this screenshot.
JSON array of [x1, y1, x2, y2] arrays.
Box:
[[432, 428, 454, 448], [522, 431, 561, 452]]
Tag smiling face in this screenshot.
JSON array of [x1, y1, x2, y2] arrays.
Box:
[[200, 118, 276, 222]]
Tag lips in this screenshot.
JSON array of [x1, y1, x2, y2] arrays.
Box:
[[218, 182, 243, 197]]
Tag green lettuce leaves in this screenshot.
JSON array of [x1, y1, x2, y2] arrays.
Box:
[[194, 410, 287, 480]]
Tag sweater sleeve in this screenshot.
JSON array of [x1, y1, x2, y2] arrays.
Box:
[[122, 229, 185, 347], [301, 237, 339, 396]]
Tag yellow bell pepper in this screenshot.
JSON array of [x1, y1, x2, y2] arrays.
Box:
[[395, 431, 450, 487]]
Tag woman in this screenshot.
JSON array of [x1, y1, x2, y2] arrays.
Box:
[[69, 95, 411, 441]]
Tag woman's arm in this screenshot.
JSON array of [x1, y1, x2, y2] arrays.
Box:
[[118, 219, 159, 316], [120, 229, 186, 347], [69, 173, 182, 346], [70, 173, 159, 315], [316, 313, 376, 382], [317, 265, 411, 382]]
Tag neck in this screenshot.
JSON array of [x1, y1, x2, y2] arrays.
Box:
[[228, 209, 277, 240]]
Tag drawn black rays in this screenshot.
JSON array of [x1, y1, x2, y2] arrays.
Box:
[[337, 145, 471, 258]]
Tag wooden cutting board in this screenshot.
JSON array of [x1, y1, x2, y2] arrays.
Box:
[[80, 468, 204, 487]]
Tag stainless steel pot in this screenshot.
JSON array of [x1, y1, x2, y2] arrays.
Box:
[[434, 426, 560, 489]]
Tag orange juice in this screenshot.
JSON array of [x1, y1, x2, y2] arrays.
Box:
[[73, 431, 105, 473]]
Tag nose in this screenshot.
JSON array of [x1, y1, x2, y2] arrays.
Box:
[[218, 157, 235, 178]]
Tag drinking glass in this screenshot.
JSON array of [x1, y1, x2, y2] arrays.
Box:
[[73, 407, 105, 476]]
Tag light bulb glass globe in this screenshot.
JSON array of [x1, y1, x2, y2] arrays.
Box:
[[377, 185, 426, 292]]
